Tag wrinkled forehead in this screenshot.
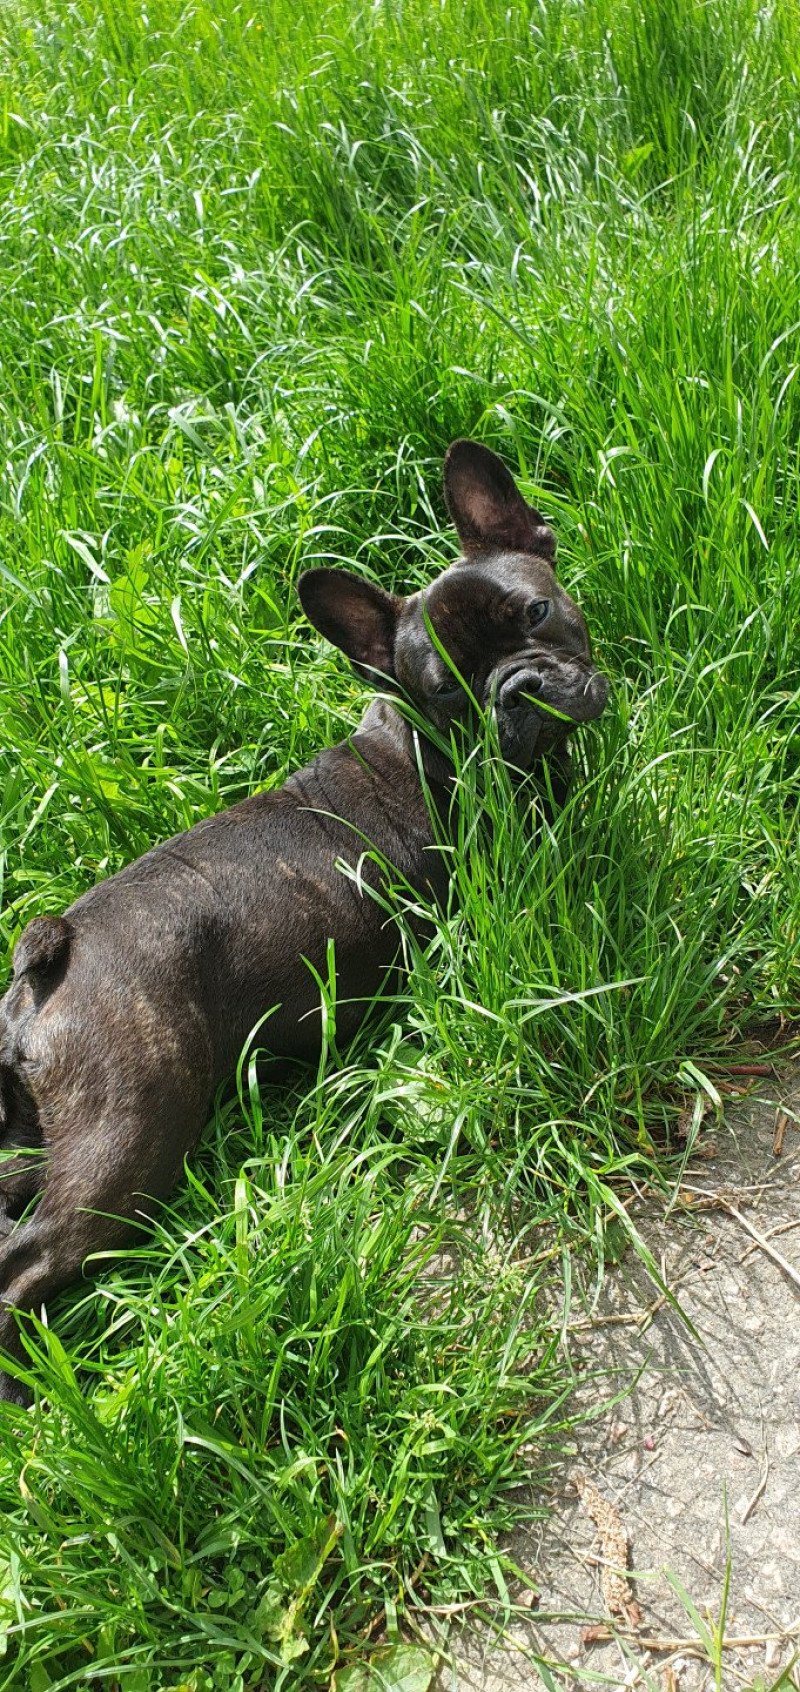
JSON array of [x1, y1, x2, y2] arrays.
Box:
[[397, 554, 557, 649], [439, 551, 551, 619], [438, 551, 557, 606]]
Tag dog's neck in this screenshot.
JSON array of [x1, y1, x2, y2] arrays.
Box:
[[353, 695, 456, 796]]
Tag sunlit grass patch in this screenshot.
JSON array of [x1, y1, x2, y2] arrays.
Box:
[[0, 0, 798, 1683]]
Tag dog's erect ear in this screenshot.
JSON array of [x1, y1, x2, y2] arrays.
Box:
[[298, 568, 400, 684], [443, 440, 556, 564]]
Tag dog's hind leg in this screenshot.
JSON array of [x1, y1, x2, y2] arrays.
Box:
[[0, 1064, 212, 1403], [0, 1156, 46, 1238], [0, 928, 215, 1401], [0, 1136, 187, 1404], [0, 1073, 48, 1237], [0, 1199, 99, 1400]]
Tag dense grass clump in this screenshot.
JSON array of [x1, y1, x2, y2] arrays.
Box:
[[0, 0, 798, 1684]]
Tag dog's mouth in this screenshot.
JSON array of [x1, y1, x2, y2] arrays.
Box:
[[491, 660, 610, 767]]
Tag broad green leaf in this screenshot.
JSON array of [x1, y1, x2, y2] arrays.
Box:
[[336, 1645, 434, 1692]]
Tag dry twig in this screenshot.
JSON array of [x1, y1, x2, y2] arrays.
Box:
[[725, 1204, 800, 1295], [773, 1107, 789, 1157]]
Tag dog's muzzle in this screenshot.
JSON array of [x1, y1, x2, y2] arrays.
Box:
[[497, 663, 610, 723], [492, 658, 610, 766]]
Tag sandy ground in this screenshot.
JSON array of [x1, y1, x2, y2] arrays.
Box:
[[439, 1062, 800, 1691]]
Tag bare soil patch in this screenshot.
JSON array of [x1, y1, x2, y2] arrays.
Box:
[[443, 1065, 800, 1690]]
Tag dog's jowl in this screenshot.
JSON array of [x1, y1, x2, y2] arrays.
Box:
[[0, 441, 609, 1402]]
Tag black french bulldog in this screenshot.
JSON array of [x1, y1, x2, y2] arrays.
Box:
[[0, 440, 609, 1402]]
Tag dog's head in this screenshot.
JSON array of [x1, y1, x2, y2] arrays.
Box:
[[298, 440, 609, 770]]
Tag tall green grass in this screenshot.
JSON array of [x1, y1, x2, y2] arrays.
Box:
[[0, 0, 798, 1684]]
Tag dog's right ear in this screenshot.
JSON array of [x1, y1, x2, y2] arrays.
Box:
[[298, 568, 400, 686], [444, 439, 556, 564]]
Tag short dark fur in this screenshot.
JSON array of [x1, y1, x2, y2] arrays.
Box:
[[0, 442, 609, 1402]]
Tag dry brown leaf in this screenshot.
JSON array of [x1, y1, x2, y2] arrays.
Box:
[[572, 1469, 644, 1628], [581, 1624, 612, 1646]]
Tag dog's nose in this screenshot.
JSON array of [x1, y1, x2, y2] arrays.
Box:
[[499, 670, 543, 711]]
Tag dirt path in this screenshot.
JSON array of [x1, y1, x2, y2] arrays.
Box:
[[443, 1065, 800, 1690]]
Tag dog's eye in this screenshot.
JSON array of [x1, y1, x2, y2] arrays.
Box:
[[528, 599, 549, 628], [433, 681, 462, 703]]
